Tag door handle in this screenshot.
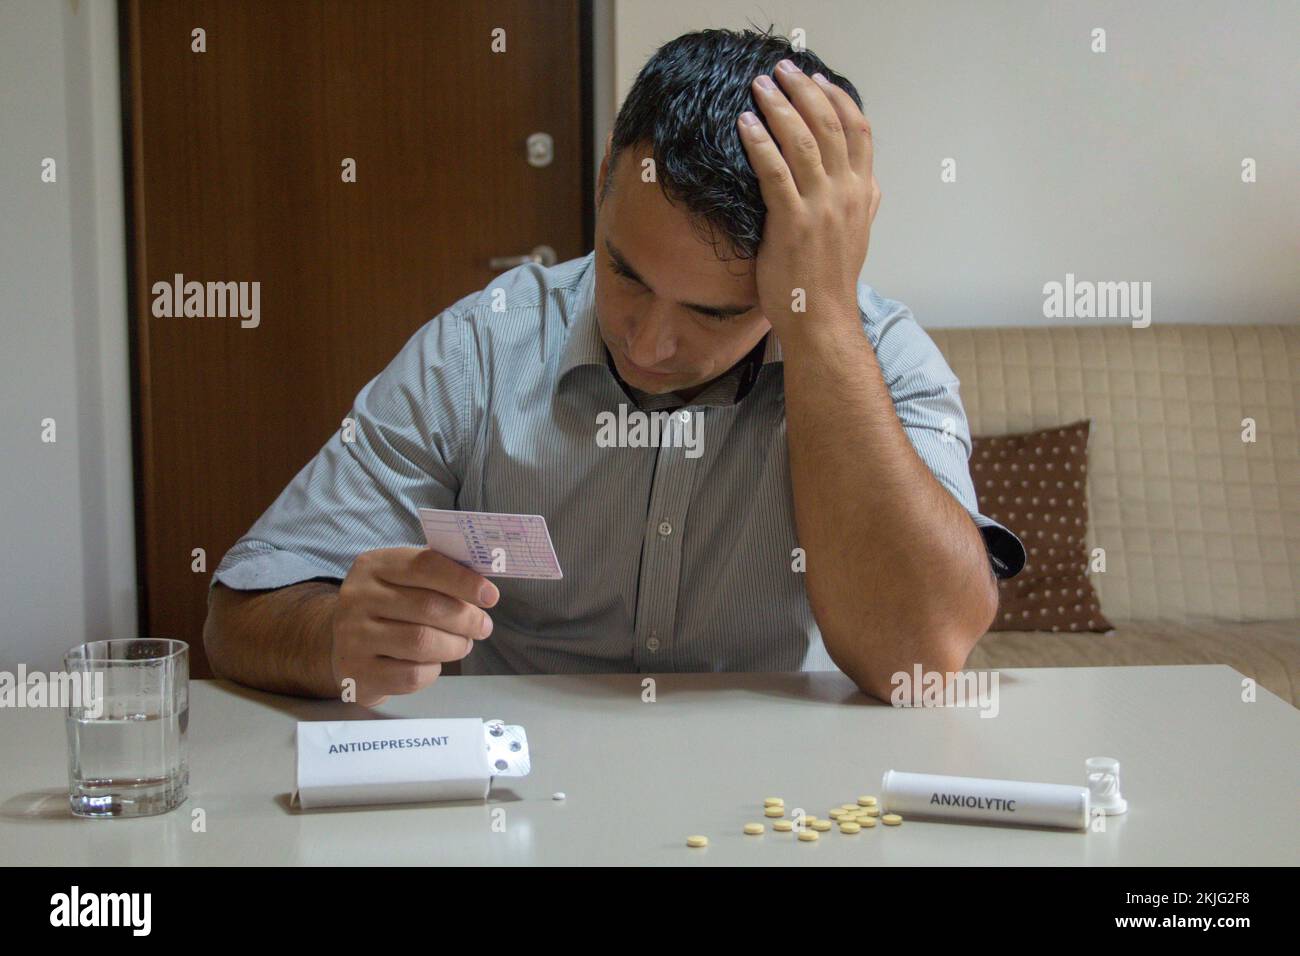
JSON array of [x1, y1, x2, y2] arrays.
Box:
[[489, 245, 557, 271]]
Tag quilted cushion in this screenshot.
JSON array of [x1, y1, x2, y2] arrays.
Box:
[[929, 325, 1299, 622]]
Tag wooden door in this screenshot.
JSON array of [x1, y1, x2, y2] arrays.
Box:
[[124, 0, 592, 676]]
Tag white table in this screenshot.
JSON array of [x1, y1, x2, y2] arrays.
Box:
[[3, 665, 1297, 865]]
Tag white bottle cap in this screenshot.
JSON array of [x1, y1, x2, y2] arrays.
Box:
[[1085, 756, 1127, 815]]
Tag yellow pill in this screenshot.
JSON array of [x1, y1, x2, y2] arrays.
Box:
[[859, 816, 877, 828], [857, 796, 878, 807], [797, 830, 819, 842], [764, 806, 784, 818], [686, 835, 709, 847], [882, 814, 903, 826], [763, 796, 784, 806], [839, 821, 861, 833], [863, 806, 881, 817], [744, 823, 764, 835], [828, 809, 845, 820], [840, 803, 859, 811], [772, 820, 794, 832], [811, 819, 832, 832]]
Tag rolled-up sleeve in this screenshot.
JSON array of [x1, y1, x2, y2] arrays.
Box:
[[858, 284, 1026, 579], [212, 307, 471, 592]]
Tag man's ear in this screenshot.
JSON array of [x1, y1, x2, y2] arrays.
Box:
[[596, 132, 614, 206]]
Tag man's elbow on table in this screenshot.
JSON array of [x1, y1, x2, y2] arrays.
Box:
[[202, 581, 338, 698], [202, 584, 242, 683], [834, 588, 1000, 704]]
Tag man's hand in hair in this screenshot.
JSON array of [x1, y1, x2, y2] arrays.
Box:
[[736, 59, 881, 341]]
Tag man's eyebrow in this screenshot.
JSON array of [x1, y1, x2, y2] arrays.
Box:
[[604, 239, 755, 317]]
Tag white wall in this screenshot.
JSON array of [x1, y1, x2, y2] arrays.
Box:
[[0, 0, 136, 672], [610, 0, 1299, 327]]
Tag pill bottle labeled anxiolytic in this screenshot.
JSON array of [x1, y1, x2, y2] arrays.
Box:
[[881, 769, 1090, 830]]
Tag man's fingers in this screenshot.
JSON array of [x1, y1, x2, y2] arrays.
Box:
[[773, 60, 850, 177], [810, 73, 873, 180], [364, 658, 444, 697], [367, 617, 478, 663], [366, 547, 499, 608], [749, 71, 824, 195], [367, 579, 493, 639], [737, 110, 800, 213]]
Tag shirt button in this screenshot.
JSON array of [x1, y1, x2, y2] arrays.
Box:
[[646, 636, 660, 652], [657, 520, 672, 537]]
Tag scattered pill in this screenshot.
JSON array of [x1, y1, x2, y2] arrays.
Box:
[[551, 792, 566, 801], [840, 803, 859, 811], [857, 796, 877, 807], [772, 820, 793, 832], [764, 806, 785, 818], [811, 819, 832, 832], [863, 806, 881, 817], [860, 817, 877, 828], [763, 797, 784, 808], [882, 814, 903, 826], [744, 823, 764, 835], [828, 808, 845, 820], [797, 830, 819, 842], [686, 835, 709, 847], [839, 821, 861, 833]]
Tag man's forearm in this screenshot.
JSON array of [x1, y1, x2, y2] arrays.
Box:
[[203, 581, 341, 698], [781, 311, 998, 699]]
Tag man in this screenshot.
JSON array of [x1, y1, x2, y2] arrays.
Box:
[[204, 29, 1024, 706]]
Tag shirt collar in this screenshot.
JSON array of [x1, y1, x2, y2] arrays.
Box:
[[557, 253, 608, 383], [557, 250, 784, 404]]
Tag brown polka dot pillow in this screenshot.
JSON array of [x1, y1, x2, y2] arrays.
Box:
[[970, 420, 1112, 633]]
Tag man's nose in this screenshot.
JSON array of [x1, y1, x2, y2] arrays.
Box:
[[625, 308, 677, 367]]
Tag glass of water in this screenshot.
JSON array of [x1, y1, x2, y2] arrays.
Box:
[[64, 639, 189, 818]]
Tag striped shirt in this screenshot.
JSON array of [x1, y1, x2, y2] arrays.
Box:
[[212, 252, 1025, 674]]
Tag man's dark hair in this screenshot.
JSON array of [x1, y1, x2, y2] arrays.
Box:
[[602, 27, 863, 262]]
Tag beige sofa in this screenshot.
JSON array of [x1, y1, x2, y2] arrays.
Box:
[[928, 324, 1299, 706]]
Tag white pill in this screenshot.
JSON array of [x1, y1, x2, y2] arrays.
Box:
[[551, 792, 566, 801]]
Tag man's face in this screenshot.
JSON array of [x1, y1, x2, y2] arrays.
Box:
[[593, 141, 770, 396]]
